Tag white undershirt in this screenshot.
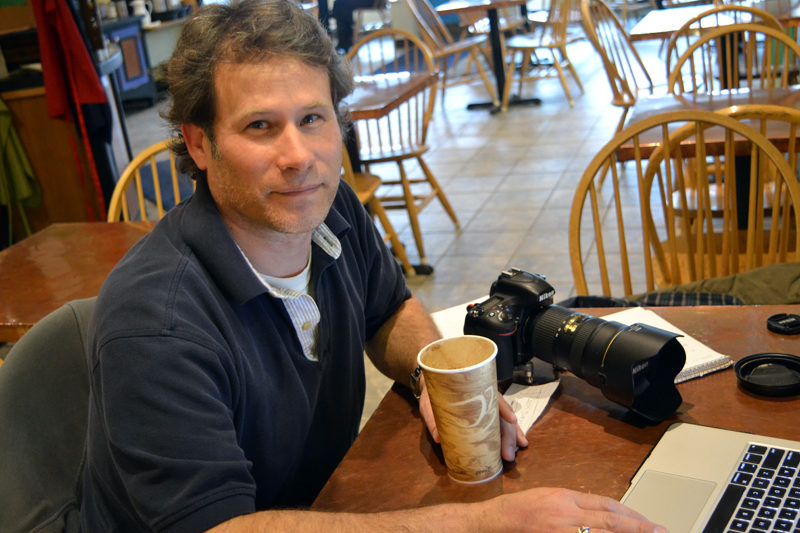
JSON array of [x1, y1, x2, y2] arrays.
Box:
[[236, 224, 342, 362]]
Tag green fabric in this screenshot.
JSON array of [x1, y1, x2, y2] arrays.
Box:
[[0, 97, 41, 208], [633, 262, 800, 305]]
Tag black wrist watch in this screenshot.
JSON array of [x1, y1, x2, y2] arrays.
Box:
[[410, 366, 423, 399]]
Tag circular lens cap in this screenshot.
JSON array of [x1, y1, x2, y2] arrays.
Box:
[[767, 313, 800, 335], [735, 353, 800, 397]]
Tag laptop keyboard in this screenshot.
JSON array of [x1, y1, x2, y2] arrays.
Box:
[[703, 443, 800, 532]]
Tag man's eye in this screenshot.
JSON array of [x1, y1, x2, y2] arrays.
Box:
[[248, 120, 267, 130], [301, 114, 323, 126]]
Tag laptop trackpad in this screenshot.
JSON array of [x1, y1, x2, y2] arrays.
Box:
[[623, 470, 717, 533]]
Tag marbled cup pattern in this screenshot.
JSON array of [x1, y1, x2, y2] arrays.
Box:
[[419, 336, 502, 483]]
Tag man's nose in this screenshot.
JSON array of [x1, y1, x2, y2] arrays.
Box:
[[275, 125, 313, 171]]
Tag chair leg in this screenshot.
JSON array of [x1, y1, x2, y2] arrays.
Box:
[[369, 197, 415, 275], [549, 50, 574, 106], [438, 58, 449, 108], [501, 49, 517, 112], [469, 49, 499, 107], [395, 161, 428, 263], [417, 156, 459, 229], [560, 45, 583, 93]]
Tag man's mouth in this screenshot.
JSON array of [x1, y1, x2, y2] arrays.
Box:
[[276, 183, 322, 197]]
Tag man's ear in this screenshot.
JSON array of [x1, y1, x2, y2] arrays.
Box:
[[181, 123, 211, 171]]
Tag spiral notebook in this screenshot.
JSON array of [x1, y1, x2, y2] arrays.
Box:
[[602, 307, 733, 383]]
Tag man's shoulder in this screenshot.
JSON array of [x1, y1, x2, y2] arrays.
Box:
[[93, 214, 220, 340]]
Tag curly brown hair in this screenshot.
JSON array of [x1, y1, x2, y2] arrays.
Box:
[[163, 0, 354, 179]]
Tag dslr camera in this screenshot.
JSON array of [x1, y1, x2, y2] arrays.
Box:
[[463, 268, 686, 422]]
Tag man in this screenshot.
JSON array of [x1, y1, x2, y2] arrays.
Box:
[[331, 0, 375, 51], [80, 1, 666, 531]]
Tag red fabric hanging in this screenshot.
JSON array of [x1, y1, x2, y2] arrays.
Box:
[[31, 0, 108, 218], [31, 0, 107, 118]]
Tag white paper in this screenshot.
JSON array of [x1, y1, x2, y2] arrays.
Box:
[[503, 380, 561, 434], [431, 297, 487, 338]]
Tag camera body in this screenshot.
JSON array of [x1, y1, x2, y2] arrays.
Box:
[[464, 269, 555, 381], [464, 268, 685, 422]]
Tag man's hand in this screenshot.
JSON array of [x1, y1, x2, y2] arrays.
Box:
[[483, 486, 668, 532], [419, 382, 529, 462]]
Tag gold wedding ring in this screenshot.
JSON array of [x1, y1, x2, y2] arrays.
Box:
[[577, 527, 590, 533]]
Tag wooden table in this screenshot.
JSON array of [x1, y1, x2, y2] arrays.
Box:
[[348, 71, 440, 122], [617, 84, 800, 160], [0, 221, 153, 343], [630, 4, 724, 42], [436, 0, 539, 112], [630, 0, 800, 41], [752, 0, 800, 27], [312, 304, 800, 512]]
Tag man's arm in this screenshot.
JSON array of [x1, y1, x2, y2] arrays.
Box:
[[364, 294, 440, 386], [206, 487, 668, 532], [205, 296, 667, 533], [365, 294, 528, 460]]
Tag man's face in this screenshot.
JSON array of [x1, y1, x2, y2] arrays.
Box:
[[187, 57, 343, 238]]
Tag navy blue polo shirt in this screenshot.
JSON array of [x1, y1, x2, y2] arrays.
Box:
[[81, 178, 411, 532]]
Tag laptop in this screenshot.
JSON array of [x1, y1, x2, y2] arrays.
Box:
[[621, 422, 800, 532]]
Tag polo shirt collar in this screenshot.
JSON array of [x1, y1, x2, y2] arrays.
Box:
[[181, 178, 351, 305]]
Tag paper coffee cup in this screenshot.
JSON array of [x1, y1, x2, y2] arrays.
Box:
[[418, 335, 502, 483]]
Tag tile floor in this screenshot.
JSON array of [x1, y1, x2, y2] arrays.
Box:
[[119, 35, 667, 426]]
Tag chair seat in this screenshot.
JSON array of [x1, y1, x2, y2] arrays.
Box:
[[435, 33, 489, 59], [466, 15, 526, 36], [340, 145, 415, 275], [349, 172, 382, 204], [359, 143, 430, 164], [506, 33, 561, 49]]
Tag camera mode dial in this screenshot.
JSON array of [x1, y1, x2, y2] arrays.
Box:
[[467, 301, 518, 334]]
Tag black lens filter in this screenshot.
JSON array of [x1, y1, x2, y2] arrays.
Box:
[[734, 353, 800, 397]]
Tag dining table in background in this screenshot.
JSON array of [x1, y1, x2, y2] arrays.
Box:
[[311, 304, 800, 513], [617, 84, 800, 160], [0, 221, 153, 343], [629, 3, 727, 42], [630, 0, 800, 42], [347, 71, 440, 122], [435, 0, 539, 112]]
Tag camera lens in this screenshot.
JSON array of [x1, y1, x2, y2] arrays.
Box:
[[525, 305, 685, 422]]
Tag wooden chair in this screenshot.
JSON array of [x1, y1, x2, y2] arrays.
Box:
[[676, 103, 800, 219], [664, 4, 784, 77], [581, 0, 656, 133], [668, 23, 800, 94], [404, 0, 499, 108], [501, 0, 585, 109], [340, 146, 415, 275], [569, 109, 800, 297], [667, 23, 800, 211], [346, 28, 459, 266], [107, 139, 195, 222]]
